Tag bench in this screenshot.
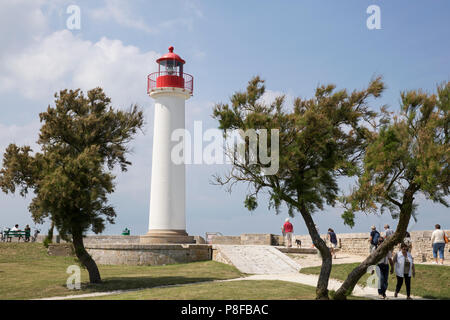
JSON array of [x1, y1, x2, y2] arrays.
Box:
[[2, 230, 29, 242]]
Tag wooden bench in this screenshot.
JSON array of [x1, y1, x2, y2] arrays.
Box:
[[2, 230, 29, 242]]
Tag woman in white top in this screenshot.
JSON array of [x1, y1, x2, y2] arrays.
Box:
[[431, 224, 447, 265], [392, 243, 415, 299]]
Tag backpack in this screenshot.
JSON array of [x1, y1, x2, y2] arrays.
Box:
[[372, 231, 380, 245]]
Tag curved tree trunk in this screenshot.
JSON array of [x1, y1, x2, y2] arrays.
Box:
[[299, 206, 332, 300], [72, 228, 102, 284], [333, 184, 417, 300], [44, 220, 55, 246]]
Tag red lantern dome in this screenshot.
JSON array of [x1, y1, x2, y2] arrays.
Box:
[[147, 46, 193, 95]]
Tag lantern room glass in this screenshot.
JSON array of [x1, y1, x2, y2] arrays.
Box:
[[158, 59, 183, 76]]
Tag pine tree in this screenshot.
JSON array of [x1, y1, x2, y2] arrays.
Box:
[[212, 76, 384, 299], [0, 88, 144, 283]]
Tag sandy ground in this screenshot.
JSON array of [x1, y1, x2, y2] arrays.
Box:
[[287, 252, 366, 268]]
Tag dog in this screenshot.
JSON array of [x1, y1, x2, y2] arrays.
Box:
[[295, 239, 302, 248]]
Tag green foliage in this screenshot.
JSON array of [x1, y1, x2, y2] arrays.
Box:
[[212, 76, 383, 217], [0, 88, 144, 239], [244, 195, 258, 211], [342, 82, 450, 226], [42, 237, 51, 248]]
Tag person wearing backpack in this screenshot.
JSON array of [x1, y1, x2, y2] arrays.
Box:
[[369, 226, 380, 253]]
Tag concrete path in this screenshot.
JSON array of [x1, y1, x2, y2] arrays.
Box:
[[214, 245, 301, 274]]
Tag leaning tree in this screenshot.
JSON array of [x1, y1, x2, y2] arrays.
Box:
[[334, 82, 450, 300], [0, 88, 144, 283], [212, 76, 384, 299]]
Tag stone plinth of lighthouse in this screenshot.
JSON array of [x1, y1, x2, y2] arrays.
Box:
[[140, 46, 195, 244]]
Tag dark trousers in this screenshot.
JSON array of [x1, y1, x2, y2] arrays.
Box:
[[377, 263, 389, 296], [395, 274, 411, 297]]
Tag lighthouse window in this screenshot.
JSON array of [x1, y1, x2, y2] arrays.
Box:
[[165, 60, 176, 75], [158, 59, 183, 76]]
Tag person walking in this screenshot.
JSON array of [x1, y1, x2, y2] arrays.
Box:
[[369, 226, 380, 253], [327, 228, 338, 259], [392, 243, 415, 299], [384, 224, 394, 239], [376, 236, 394, 299], [431, 224, 447, 265], [282, 218, 293, 248]]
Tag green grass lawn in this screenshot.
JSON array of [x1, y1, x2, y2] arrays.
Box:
[[0, 243, 243, 300], [300, 263, 450, 299], [0, 243, 368, 300], [83, 280, 367, 300]]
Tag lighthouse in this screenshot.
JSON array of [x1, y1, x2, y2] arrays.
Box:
[[141, 46, 195, 244]]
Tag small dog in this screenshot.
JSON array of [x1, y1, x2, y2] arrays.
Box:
[[295, 239, 302, 248]]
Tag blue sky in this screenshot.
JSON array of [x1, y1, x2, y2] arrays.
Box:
[[0, 0, 449, 237]]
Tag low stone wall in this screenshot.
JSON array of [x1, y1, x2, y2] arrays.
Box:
[[85, 244, 212, 266], [211, 234, 278, 245], [35, 235, 141, 244], [211, 236, 241, 245], [241, 234, 272, 245], [294, 230, 450, 262]]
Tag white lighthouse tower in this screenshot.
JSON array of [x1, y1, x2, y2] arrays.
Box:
[[141, 46, 195, 244]]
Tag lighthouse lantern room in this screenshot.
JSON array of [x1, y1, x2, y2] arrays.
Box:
[[147, 46, 193, 95]]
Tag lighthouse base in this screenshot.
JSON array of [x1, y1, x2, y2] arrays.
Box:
[[140, 229, 195, 244]]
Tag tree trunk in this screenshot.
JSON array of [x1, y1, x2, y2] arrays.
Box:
[[299, 206, 332, 300], [43, 220, 55, 247], [72, 228, 102, 284], [333, 184, 417, 300]]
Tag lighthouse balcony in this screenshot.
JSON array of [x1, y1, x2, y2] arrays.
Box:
[[147, 71, 193, 95]]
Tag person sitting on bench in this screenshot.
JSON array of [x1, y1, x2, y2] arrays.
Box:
[[11, 224, 20, 231]]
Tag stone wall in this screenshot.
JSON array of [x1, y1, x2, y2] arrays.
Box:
[[85, 244, 212, 266], [241, 234, 272, 245], [37, 230, 447, 263], [211, 234, 277, 245], [293, 230, 450, 262], [35, 235, 141, 244], [211, 236, 241, 245]]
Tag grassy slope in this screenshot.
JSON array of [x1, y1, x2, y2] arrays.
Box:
[[300, 263, 450, 299], [0, 243, 243, 300]]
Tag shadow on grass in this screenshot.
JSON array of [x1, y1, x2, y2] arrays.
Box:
[[65, 276, 229, 294]]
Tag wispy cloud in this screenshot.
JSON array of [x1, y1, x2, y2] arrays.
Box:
[[89, 0, 203, 34], [90, 0, 156, 34]]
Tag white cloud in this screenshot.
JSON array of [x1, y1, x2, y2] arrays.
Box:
[[0, 121, 41, 156], [0, 0, 49, 56], [89, 0, 203, 34], [0, 30, 159, 108]]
